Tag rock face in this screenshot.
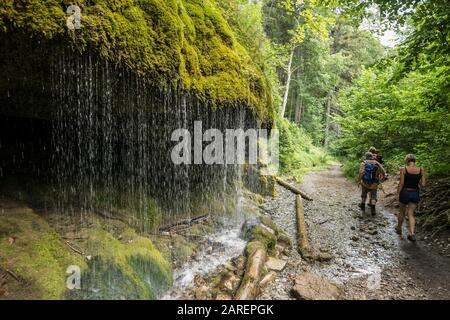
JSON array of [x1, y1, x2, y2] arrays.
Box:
[[291, 272, 342, 300]]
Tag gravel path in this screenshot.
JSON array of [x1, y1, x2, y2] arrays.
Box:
[[259, 165, 450, 300]]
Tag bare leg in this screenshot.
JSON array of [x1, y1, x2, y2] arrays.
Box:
[[369, 193, 376, 206], [407, 203, 417, 235], [397, 204, 406, 232]]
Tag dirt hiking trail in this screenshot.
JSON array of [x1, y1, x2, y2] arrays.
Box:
[[260, 165, 450, 300]]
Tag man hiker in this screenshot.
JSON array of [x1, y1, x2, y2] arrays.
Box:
[[369, 146, 385, 165], [358, 152, 386, 215]]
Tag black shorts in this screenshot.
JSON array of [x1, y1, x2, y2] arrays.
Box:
[[399, 189, 420, 205]]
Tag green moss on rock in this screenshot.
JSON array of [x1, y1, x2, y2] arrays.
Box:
[[250, 225, 277, 255], [68, 224, 172, 299], [0, 204, 172, 300], [242, 216, 292, 257], [0, 208, 87, 299], [0, 0, 273, 122]]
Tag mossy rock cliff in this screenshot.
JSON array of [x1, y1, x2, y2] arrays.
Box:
[[0, 0, 273, 122]]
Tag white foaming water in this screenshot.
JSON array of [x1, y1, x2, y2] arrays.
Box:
[[163, 223, 246, 300]]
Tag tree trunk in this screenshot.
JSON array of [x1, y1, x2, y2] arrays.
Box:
[[296, 95, 303, 124], [281, 48, 295, 118], [294, 48, 302, 124], [324, 94, 332, 147]]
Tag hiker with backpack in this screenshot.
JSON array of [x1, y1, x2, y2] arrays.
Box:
[[369, 147, 385, 165], [358, 152, 386, 215], [395, 154, 426, 242]]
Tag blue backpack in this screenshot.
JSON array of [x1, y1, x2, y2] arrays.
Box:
[[363, 161, 379, 184]]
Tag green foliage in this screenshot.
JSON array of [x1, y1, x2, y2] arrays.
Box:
[[395, 1, 450, 78], [262, 0, 385, 146], [341, 158, 360, 181], [334, 0, 449, 180], [337, 62, 450, 175], [264, 0, 333, 46], [0, 0, 273, 121], [278, 117, 330, 178], [334, 0, 421, 29], [217, 0, 282, 117]]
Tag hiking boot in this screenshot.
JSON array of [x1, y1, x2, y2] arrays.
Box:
[[407, 234, 417, 242], [395, 226, 402, 235], [370, 205, 376, 216], [358, 203, 365, 212]]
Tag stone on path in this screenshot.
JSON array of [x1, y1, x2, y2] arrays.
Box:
[[215, 292, 233, 300], [265, 257, 287, 271], [259, 271, 277, 288], [291, 272, 342, 300]]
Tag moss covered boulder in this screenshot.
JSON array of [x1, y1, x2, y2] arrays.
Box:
[[0, 201, 172, 300], [66, 224, 172, 300], [0, 206, 87, 299]]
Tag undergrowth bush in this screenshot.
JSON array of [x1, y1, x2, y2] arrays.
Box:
[[278, 117, 330, 179]]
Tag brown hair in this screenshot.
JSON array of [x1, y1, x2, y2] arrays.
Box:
[[369, 147, 378, 154], [405, 154, 416, 164]]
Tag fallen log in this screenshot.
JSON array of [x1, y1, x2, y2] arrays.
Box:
[[234, 241, 267, 300], [159, 214, 209, 232], [295, 195, 313, 261], [276, 178, 313, 201]]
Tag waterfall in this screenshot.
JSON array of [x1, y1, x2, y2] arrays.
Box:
[[50, 47, 259, 228]]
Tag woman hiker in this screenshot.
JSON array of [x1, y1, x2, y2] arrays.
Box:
[[396, 154, 426, 242]]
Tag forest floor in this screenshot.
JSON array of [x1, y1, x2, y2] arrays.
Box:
[[259, 165, 450, 300]]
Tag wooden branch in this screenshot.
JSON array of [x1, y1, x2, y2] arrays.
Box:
[[276, 178, 313, 201], [318, 219, 330, 225], [235, 241, 267, 300], [296, 195, 313, 261], [159, 214, 209, 232], [6, 269, 21, 283], [65, 241, 84, 256]]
